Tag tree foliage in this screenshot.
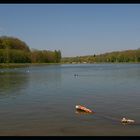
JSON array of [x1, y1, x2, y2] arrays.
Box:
[[61, 49, 140, 63], [0, 36, 30, 52], [0, 36, 61, 63], [30, 49, 61, 63]]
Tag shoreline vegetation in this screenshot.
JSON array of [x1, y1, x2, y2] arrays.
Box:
[[0, 61, 140, 68], [0, 63, 61, 68], [0, 35, 140, 68], [61, 49, 140, 64], [0, 36, 61, 67]]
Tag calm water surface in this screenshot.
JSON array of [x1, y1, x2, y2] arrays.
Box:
[[0, 64, 140, 136]]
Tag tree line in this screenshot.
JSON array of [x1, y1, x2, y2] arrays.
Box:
[[0, 36, 61, 63], [61, 49, 140, 63]]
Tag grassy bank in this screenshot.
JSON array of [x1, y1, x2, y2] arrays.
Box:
[[0, 63, 61, 68]]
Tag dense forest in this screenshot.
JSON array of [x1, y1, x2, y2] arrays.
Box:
[[61, 49, 140, 63], [1, 36, 140, 64], [0, 36, 61, 63]]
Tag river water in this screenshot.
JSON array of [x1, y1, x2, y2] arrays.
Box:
[[0, 63, 140, 136]]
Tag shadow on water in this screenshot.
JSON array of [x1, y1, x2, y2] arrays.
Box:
[[0, 70, 29, 99], [75, 110, 94, 115]]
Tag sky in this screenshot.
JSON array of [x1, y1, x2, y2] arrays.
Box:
[[0, 4, 140, 57]]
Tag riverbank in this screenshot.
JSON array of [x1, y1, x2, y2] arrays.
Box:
[[1, 62, 140, 68], [0, 63, 61, 68]]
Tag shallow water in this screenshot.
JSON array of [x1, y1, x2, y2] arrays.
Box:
[[0, 63, 140, 136]]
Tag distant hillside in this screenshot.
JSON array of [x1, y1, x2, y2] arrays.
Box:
[[61, 49, 140, 63]]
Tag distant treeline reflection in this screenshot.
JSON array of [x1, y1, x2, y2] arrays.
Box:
[[0, 71, 29, 98]]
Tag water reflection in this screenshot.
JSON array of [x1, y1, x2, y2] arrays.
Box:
[[75, 110, 94, 115], [0, 71, 29, 98], [28, 65, 62, 90], [0, 64, 140, 136]]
